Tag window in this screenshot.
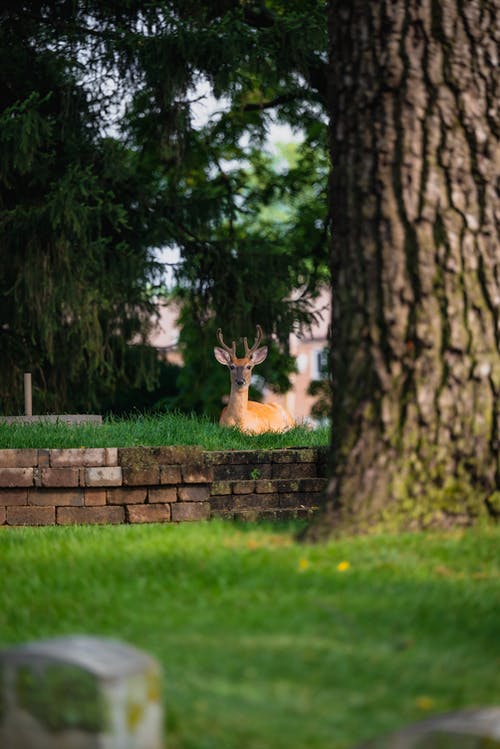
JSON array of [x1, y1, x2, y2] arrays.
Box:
[[311, 347, 328, 380]]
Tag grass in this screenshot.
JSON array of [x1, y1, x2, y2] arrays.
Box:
[[0, 412, 329, 450], [1, 521, 499, 748]]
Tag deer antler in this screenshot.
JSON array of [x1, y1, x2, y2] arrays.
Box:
[[216, 328, 236, 358], [244, 325, 263, 358]]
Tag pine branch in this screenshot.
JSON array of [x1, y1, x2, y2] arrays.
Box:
[[241, 92, 305, 112]]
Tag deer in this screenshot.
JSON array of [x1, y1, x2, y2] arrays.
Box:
[[214, 325, 295, 434]]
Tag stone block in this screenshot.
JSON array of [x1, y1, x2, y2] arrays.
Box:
[[210, 481, 232, 495], [49, 447, 85, 468], [272, 448, 317, 463], [159, 465, 182, 484], [0, 468, 33, 488], [354, 708, 500, 748], [171, 502, 210, 522], [259, 508, 308, 521], [29, 489, 84, 507], [277, 478, 327, 493], [84, 467, 122, 487], [181, 463, 214, 483], [7, 507, 55, 525], [316, 447, 330, 477], [204, 451, 230, 466], [271, 462, 316, 479], [233, 493, 277, 510], [127, 504, 171, 523], [1, 415, 102, 426], [254, 480, 278, 494], [232, 480, 256, 494], [209, 495, 235, 512], [37, 450, 50, 467], [0, 489, 28, 506], [0, 449, 38, 468], [106, 488, 147, 505], [49, 448, 111, 467], [57, 506, 125, 525], [39, 468, 79, 488], [84, 489, 107, 506], [122, 466, 159, 486], [233, 509, 284, 522], [104, 448, 119, 466], [177, 485, 210, 502], [206, 450, 270, 465], [213, 463, 272, 481], [210, 509, 234, 519], [148, 487, 177, 504], [0, 635, 164, 749], [119, 445, 202, 467], [279, 492, 320, 508], [296, 508, 317, 520]]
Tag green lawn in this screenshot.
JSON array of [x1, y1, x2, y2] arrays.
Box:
[[0, 412, 329, 450], [1, 521, 499, 748]]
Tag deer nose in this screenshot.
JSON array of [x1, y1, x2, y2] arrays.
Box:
[[236, 378, 246, 386]]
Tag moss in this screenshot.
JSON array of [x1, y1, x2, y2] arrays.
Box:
[[390, 459, 488, 530], [126, 700, 144, 732], [486, 491, 500, 515], [146, 667, 161, 703], [340, 442, 492, 534], [16, 663, 107, 733], [437, 477, 484, 516], [119, 445, 204, 469]]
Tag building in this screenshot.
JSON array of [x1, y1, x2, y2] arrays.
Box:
[[148, 303, 183, 368], [262, 288, 330, 423]]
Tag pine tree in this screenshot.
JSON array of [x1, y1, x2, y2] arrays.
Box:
[[0, 0, 329, 414], [0, 14, 163, 412]]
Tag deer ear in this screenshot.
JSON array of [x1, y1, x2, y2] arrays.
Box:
[[214, 347, 232, 366], [250, 346, 268, 365]]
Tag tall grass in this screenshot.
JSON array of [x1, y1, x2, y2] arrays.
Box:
[[1, 521, 499, 749], [0, 412, 329, 450]]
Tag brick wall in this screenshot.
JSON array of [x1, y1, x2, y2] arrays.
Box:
[[0, 447, 328, 526]]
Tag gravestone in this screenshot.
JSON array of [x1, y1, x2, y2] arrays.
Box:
[[0, 635, 164, 749], [355, 708, 500, 748], [0, 415, 102, 425]]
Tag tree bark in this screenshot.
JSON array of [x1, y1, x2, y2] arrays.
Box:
[[309, 0, 500, 536]]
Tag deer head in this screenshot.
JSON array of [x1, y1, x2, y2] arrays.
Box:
[[214, 325, 268, 389]]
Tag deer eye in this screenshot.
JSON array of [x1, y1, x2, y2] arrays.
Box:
[[229, 364, 235, 370], [246, 365, 252, 370]]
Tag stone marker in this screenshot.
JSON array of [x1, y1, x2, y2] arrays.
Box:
[[0, 635, 164, 749], [355, 708, 500, 748], [0, 415, 102, 425]]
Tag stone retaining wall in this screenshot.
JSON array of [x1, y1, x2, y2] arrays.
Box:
[[0, 446, 328, 526]]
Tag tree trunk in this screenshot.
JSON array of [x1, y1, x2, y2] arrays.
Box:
[[309, 0, 499, 537]]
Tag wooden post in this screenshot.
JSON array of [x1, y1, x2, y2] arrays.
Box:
[[23, 373, 32, 417]]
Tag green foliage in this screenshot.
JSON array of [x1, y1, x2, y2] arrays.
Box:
[[171, 131, 329, 415], [308, 378, 332, 420], [0, 1, 329, 416], [0, 10, 166, 414], [101, 0, 329, 414], [93, 353, 182, 416], [1, 523, 499, 748]]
